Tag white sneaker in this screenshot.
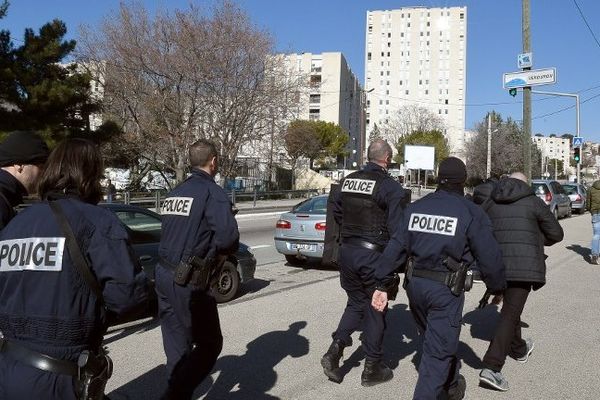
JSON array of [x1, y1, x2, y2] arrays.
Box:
[[515, 338, 535, 363], [479, 368, 509, 391]]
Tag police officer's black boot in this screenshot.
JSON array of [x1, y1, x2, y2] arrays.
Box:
[[360, 359, 393, 387], [321, 339, 345, 383], [447, 374, 466, 400]]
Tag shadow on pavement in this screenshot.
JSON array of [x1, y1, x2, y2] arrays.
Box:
[[108, 365, 167, 400], [384, 302, 500, 373], [104, 317, 160, 346], [462, 304, 500, 343], [196, 321, 310, 400], [566, 244, 591, 262], [236, 278, 271, 297], [384, 303, 420, 370]]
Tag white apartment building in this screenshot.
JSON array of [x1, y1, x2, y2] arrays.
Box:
[[365, 6, 467, 158], [532, 135, 570, 174], [283, 52, 366, 168]]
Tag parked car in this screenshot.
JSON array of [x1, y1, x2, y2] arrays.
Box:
[[101, 204, 256, 305], [562, 183, 587, 214], [274, 195, 327, 265], [531, 180, 571, 219]]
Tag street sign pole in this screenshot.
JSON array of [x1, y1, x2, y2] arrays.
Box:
[[576, 94, 581, 183]]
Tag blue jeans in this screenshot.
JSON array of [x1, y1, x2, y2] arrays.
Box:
[[592, 213, 600, 256]]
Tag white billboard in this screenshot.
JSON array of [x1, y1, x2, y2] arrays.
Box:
[[405, 145, 435, 170]]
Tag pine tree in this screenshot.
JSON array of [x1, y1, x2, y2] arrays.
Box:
[[0, 7, 98, 140]]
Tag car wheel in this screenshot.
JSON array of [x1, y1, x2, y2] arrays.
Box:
[[553, 207, 558, 220], [211, 262, 240, 303], [285, 254, 305, 266]]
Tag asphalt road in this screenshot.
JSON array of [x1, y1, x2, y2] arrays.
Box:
[[105, 211, 600, 400]]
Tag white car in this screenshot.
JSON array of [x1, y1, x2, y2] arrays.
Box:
[[274, 195, 327, 265]]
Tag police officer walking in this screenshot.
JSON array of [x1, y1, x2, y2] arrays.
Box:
[[0, 130, 49, 229], [155, 139, 239, 400], [372, 157, 506, 400], [0, 138, 150, 399], [321, 139, 408, 386]]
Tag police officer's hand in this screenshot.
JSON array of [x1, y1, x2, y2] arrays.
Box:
[[371, 290, 388, 312]]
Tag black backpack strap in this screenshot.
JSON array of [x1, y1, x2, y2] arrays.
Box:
[[49, 201, 104, 305]]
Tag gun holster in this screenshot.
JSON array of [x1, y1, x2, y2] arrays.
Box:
[[75, 349, 113, 400], [403, 257, 415, 289], [173, 256, 215, 291], [443, 257, 473, 296], [190, 256, 216, 291]]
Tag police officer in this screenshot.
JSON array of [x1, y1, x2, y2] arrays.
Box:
[[321, 139, 408, 386], [155, 139, 239, 400], [0, 138, 150, 399], [372, 157, 506, 400], [0, 130, 49, 229]]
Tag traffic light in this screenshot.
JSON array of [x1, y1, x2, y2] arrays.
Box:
[[574, 147, 581, 163], [509, 88, 517, 97]]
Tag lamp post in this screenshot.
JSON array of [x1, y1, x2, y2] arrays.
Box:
[[486, 113, 499, 179]]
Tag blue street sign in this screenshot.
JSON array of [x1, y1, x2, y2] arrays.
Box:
[[573, 137, 584, 147]]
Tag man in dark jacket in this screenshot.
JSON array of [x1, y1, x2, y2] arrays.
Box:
[[585, 180, 600, 264], [0, 131, 49, 229], [473, 178, 498, 209], [479, 172, 564, 392]]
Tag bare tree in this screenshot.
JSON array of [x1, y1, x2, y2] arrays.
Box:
[[466, 112, 541, 181], [381, 104, 446, 145], [78, 1, 303, 189]]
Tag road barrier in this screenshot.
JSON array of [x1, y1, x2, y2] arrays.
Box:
[[108, 188, 322, 210]]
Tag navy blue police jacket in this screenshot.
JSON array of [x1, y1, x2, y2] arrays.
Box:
[[0, 196, 150, 361], [333, 162, 408, 248], [376, 189, 506, 293], [158, 169, 239, 266], [0, 169, 27, 230]]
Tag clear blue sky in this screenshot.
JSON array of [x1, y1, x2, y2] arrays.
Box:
[[4, 0, 600, 140]]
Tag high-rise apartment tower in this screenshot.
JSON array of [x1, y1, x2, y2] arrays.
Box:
[[365, 7, 467, 158]]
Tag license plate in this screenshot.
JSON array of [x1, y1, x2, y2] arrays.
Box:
[[291, 243, 316, 252]]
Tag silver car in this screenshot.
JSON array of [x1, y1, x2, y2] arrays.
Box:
[[531, 180, 571, 219], [562, 183, 587, 214], [274, 195, 327, 265]]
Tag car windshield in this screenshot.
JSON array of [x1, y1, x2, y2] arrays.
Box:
[[292, 196, 327, 215], [532, 183, 548, 195], [562, 185, 578, 195]]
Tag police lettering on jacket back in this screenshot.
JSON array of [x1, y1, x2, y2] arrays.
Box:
[[341, 178, 376, 195], [161, 197, 194, 216], [408, 213, 458, 236], [0, 237, 65, 272], [339, 170, 389, 242]]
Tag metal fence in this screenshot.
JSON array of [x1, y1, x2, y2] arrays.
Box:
[[109, 188, 321, 210]]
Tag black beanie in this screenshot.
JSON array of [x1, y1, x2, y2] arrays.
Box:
[[438, 157, 467, 184], [0, 131, 50, 167]]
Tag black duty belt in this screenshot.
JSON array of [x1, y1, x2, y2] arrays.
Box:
[[342, 238, 384, 253], [412, 269, 452, 285], [0, 337, 78, 376]]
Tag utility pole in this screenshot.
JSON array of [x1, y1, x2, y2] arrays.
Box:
[[576, 94, 581, 183], [487, 113, 492, 178], [522, 0, 532, 181]]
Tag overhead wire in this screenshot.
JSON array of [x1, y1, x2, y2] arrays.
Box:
[[572, 0, 600, 51]]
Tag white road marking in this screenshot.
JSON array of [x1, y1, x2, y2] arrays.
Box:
[[236, 212, 283, 219], [249, 245, 272, 250]]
